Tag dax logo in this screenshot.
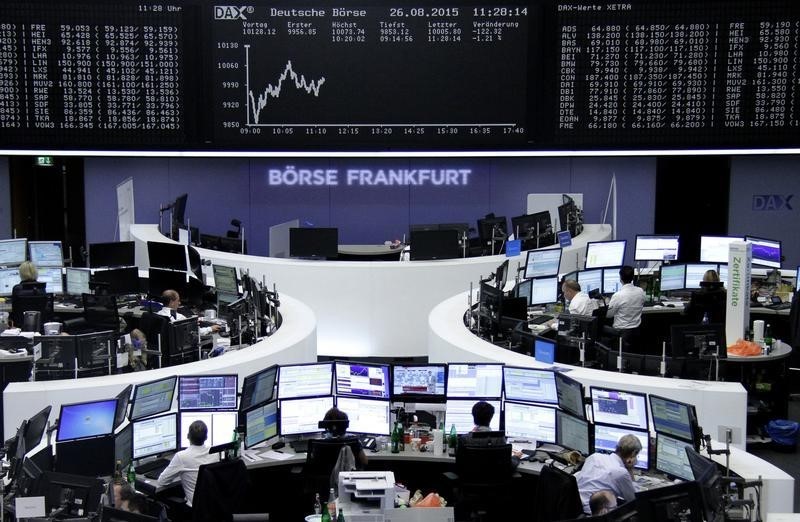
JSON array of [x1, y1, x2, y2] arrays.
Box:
[[214, 6, 252, 20], [752, 194, 794, 211]]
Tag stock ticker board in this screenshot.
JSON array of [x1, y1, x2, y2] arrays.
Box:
[[0, 0, 799, 151]]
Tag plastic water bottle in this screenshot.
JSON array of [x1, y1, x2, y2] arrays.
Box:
[[313, 493, 322, 515]]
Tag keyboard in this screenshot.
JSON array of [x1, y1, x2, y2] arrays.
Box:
[[136, 457, 171, 479], [766, 302, 791, 310], [529, 315, 554, 325]]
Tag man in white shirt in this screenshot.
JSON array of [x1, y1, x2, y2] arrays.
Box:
[[157, 420, 217, 507], [562, 279, 598, 316], [157, 289, 219, 336], [575, 434, 641, 514], [606, 266, 646, 331]]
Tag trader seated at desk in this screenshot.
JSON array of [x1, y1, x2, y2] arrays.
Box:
[[605, 266, 645, 346], [684, 269, 726, 324], [157, 289, 220, 336], [321, 406, 368, 468], [562, 279, 598, 316], [156, 420, 217, 508], [463, 401, 522, 465], [11, 261, 45, 298], [575, 434, 641, 515]]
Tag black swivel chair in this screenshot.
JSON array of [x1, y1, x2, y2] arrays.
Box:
[[192, 459, 268, 522], [304, 437, 362, 500], [81, 293, 121, 333], [685, 283, 727, 324], [11, 282, 51, 331], [138, 311, 169, 368], [533, 463, 583, 522]]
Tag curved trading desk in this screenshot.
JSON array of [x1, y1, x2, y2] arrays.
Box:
[[427, 291, 794, 515], [131, 223, 611, 357], [2, 294, 316, 440]]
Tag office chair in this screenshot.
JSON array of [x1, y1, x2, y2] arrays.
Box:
[[11, 284, 51, 331], [138, 311, 169, 368], [304, 437, 362, 500], [533, 463, 583, 522], [192, 459, 268, 522], [685, 285, 727, 324], [82, 293, 121, 333]]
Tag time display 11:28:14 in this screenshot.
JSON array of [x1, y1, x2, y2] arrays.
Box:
[[473, 7, 528, 16]]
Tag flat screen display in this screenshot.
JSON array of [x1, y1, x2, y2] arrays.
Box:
[[585, 240, 626, 270], [289, 228, 338, 259], [278, 363, 333, 399], [212, 264, 239, 295], [685, 263, 717, 290], [147, 242, 187, 272], [659, 264, 686, 292], [279, 396, 334, 436], [114, 385, 132, 429], [524, 249, 562, 279], [335, 362, 390, 399], [89, 241, 135, 268], [699, 236, 744, 264], [649, 395, 696, 443], [718, 264, 728, 287], [240, 365, 278, 412], [503, 366, 557, 404], [746, 236, 781, 269], [634, 235, 679, 262], [392, 365, 446, 399], [447, 363, 503, 398], [0, 268, 20, 296], [57, 399, 117, 442], [132, 412, 178, 460], [65, 268, 91, 296], [130, 376, 177, 421], [655, 434, 694, 480], [554, 372, 585, 420], [590, 387, 648, 430], [602, 268, 622, 294], [28, 241, 64, 267], [178, 375, 238, 411], [335, 397, 391, 435], [179, 410, 238, 448], [593, 424, 649, 470], [556, 409, 592, 455], [0, 238, 27, 266], [530, 276, 559, 306], [576, 269, 602, 294], [444, 399, 501, 434], [503, 402, 556, 443], [245, 401, 278, 449], [38, 267, 63, 294]]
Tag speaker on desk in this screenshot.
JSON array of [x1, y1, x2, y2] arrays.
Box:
[[23, 311, 41, 333]]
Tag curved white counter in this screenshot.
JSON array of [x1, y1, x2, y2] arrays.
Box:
[[3, 294, 316, 439], [131, 223, 611, 357]]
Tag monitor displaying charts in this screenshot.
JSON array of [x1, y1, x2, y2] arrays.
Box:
[[240, 365, 278, 412], [447, 363, 503, 399], [391, 364, 446, 400], [503, 366, 557, 404], [576, 269, 602, 294], [278, 362, 333, 399], [65, 268, 91, 296], [590, 387, 648, 431], [279, 396, 334, 436], [335, 361, 390, 399], [178, 375, 238, 411], [655, 434, 694, 480], [444, 399, 501, 434], [503, 402, 556, 443], [524, 249, 562, 279], [554, 372, 585, 420], [634, 235, 679, 262], [29, 241, 64, 267], [0, 238, 27, 266], [659, 264, 686, 292], [179, 411, 238, 448], [685, 263, 717, 290], [244, 401, 278, 449], [0, 268, 20, 296], [130, 376, 177, 421], [132, 413, 178, 460], [746, 236, 781, 269], [38, 267, 63, 294], [556, 409, 592, 455], [699, 236, 744, 264], [649, 395, 697, 444], [530, 276, 559, 306], [593, 424, 649, 470], [602, 269, 622, 294], [585, 240, 626, 269], [335, 397, 391, 436]]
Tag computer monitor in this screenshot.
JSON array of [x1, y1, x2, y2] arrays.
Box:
[[244, 401, 278, 449], [635, 482, 704, 522], [279, 396, 334, 436], [554, 372, 585, 419], [131, 412, 178, 460], [593, 424, 649, 470], [511, 211, 554, 249], [148, 267, 187, 298], [655, 434, 694, 480], [634, 235, 680, 262], [649, 395, 698, 444], [92, 267, 140, 296], [745, 236, 781, 269], [24, 406, 51, 452], [524, 249, 562, 279], [0, 238, 27, 266], [278, 362, 334, 399], [590, 387, 648, 430], [240, 365, 278, 412], [576, 269, 603, 294], [37, 267, 63, 294], [503, 366, 557, 404], [56, 399, 118, 442], [289, 227, 338, 259], [670, 324, 726, 358], [167, 317, 199, 354], [718, 264, 728, 287], [476, 216, 508, 248], [33, 471, 105, 519], [89, 241, 135, 268], [28, 241, 63, 267], [115, 423, 133, 470], [556, 409, 592, 455], [585, 240, 626, 269], [335, 397, 391, 436], [685, 263, 718, 290], [0, 267, 20, 296], [659, 264, 687, 292], [530, 276, 559, 306], [335, 361, 390, 399], [686, 448, 725, 522], [534, 336, 557, 364], [444, 399, 501, 434], [494, 259, 510, 290], [602, 268, 622, 294], [114, 385, 132, 429], [130, 376, 177, 421], [700, 236, 743, 264], [409, 229, 460, 261], [446, 363, 503, 399], [65, 267, 91, 296], [515, 278, 532, 302], [503, 402, 556, 443], [391, 364, 447, 402], [212, 264, 239, 295], [178, 374, 238, 411], [179, 410, 237, 448], [147, 241, 187, 272]]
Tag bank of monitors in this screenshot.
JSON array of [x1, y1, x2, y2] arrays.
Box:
[[447, 363, 503, 399], [670, 324, 726, 359], [655, 434, 694, 481], [699, 236, 744, 264], [244, 401, 278, 449], [391, 364, 447, 402], [335, 397, 391, 435], [503, 367, 557, 404], [524, 249, 562, 279], [65, 268, 91, 296], [279, 396, 334, 436], [590, 387, 649, 431], [649, 395, 698, 445], [556, 409, 592, 455], [130, 376, 177, 421], [444, 399, 501, 434], [593, 424, 650, 470], [56, 399, 118, 442], [132, 412, 178, 460], [503, 402, 556, 443], [634, 235, 680, 262], [585, 240, 626, 270], [147, 241, 187, 272], [89, 241, 135, 268], [685, 263, 717, 290], [289, 227, 339, 259], [745, 236, 781, 269], [278, 362, 333, 399], [28, 241, 63, 267], [212, 264, 239, 295], [335, 361, 390, 399], [530, 276, 559, 306], [576, 269, 602, 294], [0, 267, 20, 296], [659, 264, 687, 292], [554, 372, 585, 420], [239, 365, 278, 412], [179, 411, 237, 448], [38, 267, 63, 294], [178, 375, 238, 411], [0, 238, 27, 266]]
